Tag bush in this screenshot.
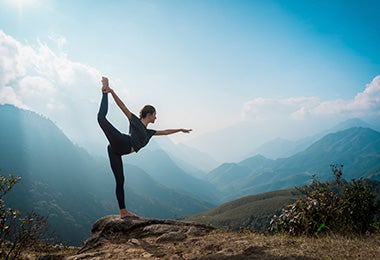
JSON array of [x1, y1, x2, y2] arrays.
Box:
[[342, 178, 376, 233], [270, 164, 378, 236], [0, 171, 49, 260]]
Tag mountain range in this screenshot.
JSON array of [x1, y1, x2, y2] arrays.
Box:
[[249, 118, 376, 159], [1, 104, 380, 245], [207, 126, 380, 202]]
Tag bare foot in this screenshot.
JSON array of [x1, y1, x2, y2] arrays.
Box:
[[101, 76, 111, 93], [101, 76, 109, 87], [120, 209, 139, 219]]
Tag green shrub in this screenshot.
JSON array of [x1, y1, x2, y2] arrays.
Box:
[[0, 171, 49, 260], [270, 164, 378, 236], [342, 178, 376, 233]]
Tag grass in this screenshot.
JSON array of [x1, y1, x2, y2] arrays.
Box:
[[7, 244, 80, 260], [213, 230, 380, 259], [264, 233, 380, 259]]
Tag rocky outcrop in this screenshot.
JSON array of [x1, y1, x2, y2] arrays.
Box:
[[68, 215, 215, 259]]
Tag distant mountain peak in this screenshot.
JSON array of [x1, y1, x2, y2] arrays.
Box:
[[330, 118, 371, 132], [303, 127, 379, 151]]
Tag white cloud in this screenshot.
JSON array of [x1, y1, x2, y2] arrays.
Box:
[[0, 32, 26, 87], [350, 76, 380, 113], [310, 76, 380, 117], [0, 30, 102, 143]]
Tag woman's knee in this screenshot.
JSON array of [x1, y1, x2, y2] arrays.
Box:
[[107, 144, 114, 154]]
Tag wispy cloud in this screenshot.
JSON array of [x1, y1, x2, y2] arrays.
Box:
[[242, 75, 380, 121], [48, 33, 67, 52], [242, 97, 320, 120]]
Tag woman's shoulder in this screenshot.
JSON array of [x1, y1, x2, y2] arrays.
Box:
[[130, 113, 140, 122]]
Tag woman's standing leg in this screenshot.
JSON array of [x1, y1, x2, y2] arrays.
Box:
[[107, 145, 126, 210], [107, 145, 138, 218]]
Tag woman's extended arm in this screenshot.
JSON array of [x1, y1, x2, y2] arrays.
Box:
[[109, 89, 133, 120], [102, 76, 132, 120], [154, 129, 192, 136]]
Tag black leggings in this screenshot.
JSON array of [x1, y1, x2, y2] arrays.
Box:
[[97, 93, 133, 209]]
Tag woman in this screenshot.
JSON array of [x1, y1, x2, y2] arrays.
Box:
[[97, 77, 192, 218]]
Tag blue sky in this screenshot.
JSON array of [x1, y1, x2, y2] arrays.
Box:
[[1, 0, 379, 161]]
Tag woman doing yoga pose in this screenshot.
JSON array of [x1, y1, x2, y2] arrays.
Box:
[[97, 77, 192, 219]]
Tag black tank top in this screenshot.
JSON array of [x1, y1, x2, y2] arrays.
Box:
[[129, 113, 156, 152]]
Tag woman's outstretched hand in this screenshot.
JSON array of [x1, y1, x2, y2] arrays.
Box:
[[155, 129, 193, 136], [181, 129, 192, 134]]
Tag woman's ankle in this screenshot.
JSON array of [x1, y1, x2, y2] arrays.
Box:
[[120, 209, 139, 218]]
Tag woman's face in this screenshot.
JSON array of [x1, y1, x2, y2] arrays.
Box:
[[148, 112, 157, 124]]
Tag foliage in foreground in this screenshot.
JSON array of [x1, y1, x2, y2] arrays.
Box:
[[0, 171, 50, 260], [270, 164, 379, 236]]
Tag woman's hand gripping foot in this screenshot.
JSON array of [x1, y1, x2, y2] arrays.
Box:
[[101, 76, 112, 93]]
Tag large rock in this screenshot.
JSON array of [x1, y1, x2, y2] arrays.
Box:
[[69, 215, 215, 259]]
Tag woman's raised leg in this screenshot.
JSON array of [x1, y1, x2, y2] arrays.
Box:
[[97, 93, 125, 147]]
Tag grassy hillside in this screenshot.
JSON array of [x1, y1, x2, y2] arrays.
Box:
[[186, 188, 301, 231]]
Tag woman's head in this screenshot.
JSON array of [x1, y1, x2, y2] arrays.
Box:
[[140, 105, 156, 123]]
